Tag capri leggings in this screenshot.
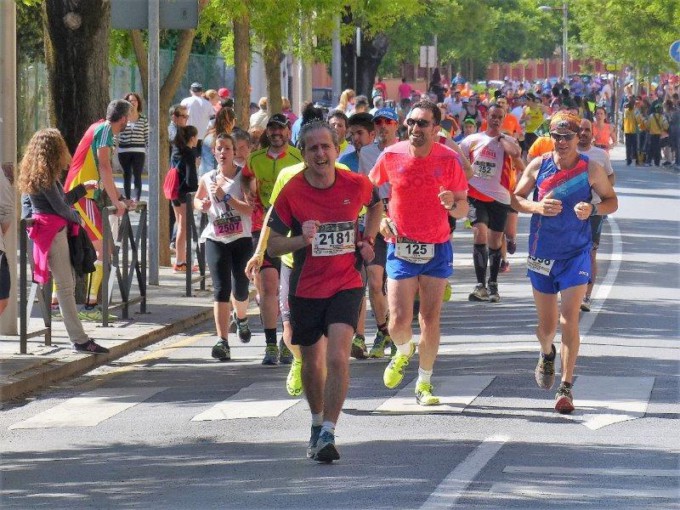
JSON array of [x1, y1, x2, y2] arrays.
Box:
[[205, 237, 253, 302]]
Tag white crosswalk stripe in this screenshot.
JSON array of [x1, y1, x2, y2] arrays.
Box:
[[191, 382, 300, 421], [8, 387, 166, 429]]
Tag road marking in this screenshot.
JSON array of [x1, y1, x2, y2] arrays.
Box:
[[191, 382, 300, 421], [580, 216, 622, 338], [373, 376, 494, 414], [420, 435, 509, 509], [8, 387, 166, 429], [489, 483, 676, 500], [574, 375, 655, 430], [503, 466, 677, 477]]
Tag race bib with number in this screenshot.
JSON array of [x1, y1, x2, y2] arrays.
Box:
[[395, 237, 434, 264], [527, 256, 554, 276], [214, 215, 243, 238], [312, 221, 356, 257], [472, 160, 497, 180]]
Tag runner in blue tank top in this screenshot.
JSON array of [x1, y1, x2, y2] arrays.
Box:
[[511, 111, 618, 414]]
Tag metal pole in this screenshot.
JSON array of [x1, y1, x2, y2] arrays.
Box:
[[148, 0, 160, 285], [0, 0, 17, 335], [562, 2, 568, 81], [332, 14, 342, 105]]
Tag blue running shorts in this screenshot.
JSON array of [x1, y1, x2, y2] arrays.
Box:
[[527, 249, 591, 294], [386, 240, 453, 280]]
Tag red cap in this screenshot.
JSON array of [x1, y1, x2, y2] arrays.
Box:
[[218, 88, 230, 98]]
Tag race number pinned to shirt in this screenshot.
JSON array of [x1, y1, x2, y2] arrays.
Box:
[[312, 221, 356, 257], [395, 237, 434, 264], [214, 214, 243, 238], [472, 160, 497, 180], [527, 256, 554, 276]]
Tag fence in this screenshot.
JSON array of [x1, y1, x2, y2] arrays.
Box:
[[101, 203, 148, 327], [184, 193, 208, 297]]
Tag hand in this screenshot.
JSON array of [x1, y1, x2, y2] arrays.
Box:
[[301, 220, 319, 245], [123, 198, 136, 210], [379, 217, 398, 238], [84, 180, 98, 191], [357, 240, 375, 263], [208, 183, 223, 201], [540, 192, 562, 217], [574, 201, 593, 220], [201, 197, 211, 212], [438, 186, 454, 210], [114, 201, 126, 217], [245, 254, 263, 280]]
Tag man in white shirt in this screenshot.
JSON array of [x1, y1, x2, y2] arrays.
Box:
[[180, 82, 215, 152], [576, 118, 615, 312]]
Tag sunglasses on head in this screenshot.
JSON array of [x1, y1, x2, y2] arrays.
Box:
[[550, 132, 576, 142], [375, 118, 395, 126], [406, 118, 432, 128]]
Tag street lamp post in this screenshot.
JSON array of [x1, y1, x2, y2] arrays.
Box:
[[539, 2, 568, 82]]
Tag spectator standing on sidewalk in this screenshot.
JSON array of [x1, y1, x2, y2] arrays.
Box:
[[118, 92, 149, 202], [180, 82, 214, 159], [19, 128, 109, 354]]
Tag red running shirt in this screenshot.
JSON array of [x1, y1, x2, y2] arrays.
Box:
[[268, 169, 379, 299], [369, 141, 467, 244]]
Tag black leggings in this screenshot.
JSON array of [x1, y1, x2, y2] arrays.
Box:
[[205, 237, 253, 302], [119, 152, 146, 201]]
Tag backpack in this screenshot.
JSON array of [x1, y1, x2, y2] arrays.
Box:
[[163, 166, 180, 200]]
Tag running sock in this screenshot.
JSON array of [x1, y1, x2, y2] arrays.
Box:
[[377, 322, 389, 335], [397, 341, 413, 356], [87, 261, 103, 305], [264, 328, 277, 346], [311, 413, 323, 427], [488, 247, 502, 283], [417, 368, 433, 385], [472, 244, 488, 284], [560, 381, 573, 389], [542, 345, 556, 360], [321, 420, 336, 434]]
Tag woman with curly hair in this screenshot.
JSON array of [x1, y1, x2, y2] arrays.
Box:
[[19, 128, 109, 354], [199, 107, 236, 176]]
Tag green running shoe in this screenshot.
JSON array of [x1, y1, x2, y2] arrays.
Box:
[[350, 334, 367, 359], [383, 341, 415, 389], [415, 381, 440, 406], [286, 358, 303, 397], [78, 305, 117, 322], [262, 344, 279, 366], [368, 330, 390, 358]]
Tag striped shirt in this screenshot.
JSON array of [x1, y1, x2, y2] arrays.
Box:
[[118, 114, 148, 153]]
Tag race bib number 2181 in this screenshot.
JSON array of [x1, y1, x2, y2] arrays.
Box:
[[312, 221, 356, 257]]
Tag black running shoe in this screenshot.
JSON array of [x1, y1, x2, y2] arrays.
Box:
[[72, 339, 109, 354], [313, 429, 340, 463], [211, 340, 231, 361]]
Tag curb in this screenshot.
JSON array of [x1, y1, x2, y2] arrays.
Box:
[[0, 308, 213, 403]]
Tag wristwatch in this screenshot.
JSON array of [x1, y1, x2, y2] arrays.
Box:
[[445, 202, 457, 211], [223, 193, 232, 203]]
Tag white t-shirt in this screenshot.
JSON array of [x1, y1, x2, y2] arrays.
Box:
[[199, 169, 252, 244], [180, 95, 214, 139], [460, 132, 512, 205], [578, 146, 614, 205]]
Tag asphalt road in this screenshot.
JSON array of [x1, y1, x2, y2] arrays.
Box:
[[1, 151, 678, 509]]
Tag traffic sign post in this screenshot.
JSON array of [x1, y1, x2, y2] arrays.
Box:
[[670, 40, 680, 63]]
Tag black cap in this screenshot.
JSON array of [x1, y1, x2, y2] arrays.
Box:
[[190, 82, 203, 92], [267, 113, 289, 127]]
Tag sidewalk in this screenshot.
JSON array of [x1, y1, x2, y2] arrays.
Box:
[[0, 267, 221, 403]]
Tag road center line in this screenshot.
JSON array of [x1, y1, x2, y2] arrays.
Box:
[[420, 434, 509, 509]]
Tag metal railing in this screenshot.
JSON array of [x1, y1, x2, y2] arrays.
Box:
[[101, 203, 148, 327], [184, 192, 208, 297], [18, 218, 52, 354]]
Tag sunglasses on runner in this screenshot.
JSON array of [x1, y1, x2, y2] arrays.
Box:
[[550, 132, 576, 142], [406, 118, 432, 128]]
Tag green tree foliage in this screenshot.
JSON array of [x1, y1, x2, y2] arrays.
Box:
[[573, 0, 680, 74]]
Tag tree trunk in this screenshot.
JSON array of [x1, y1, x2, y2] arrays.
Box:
[[233, 14, 251, 131], [43, 0, 110, 153], [263, 44, 282, 115], [341, 33, 389, 98]]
